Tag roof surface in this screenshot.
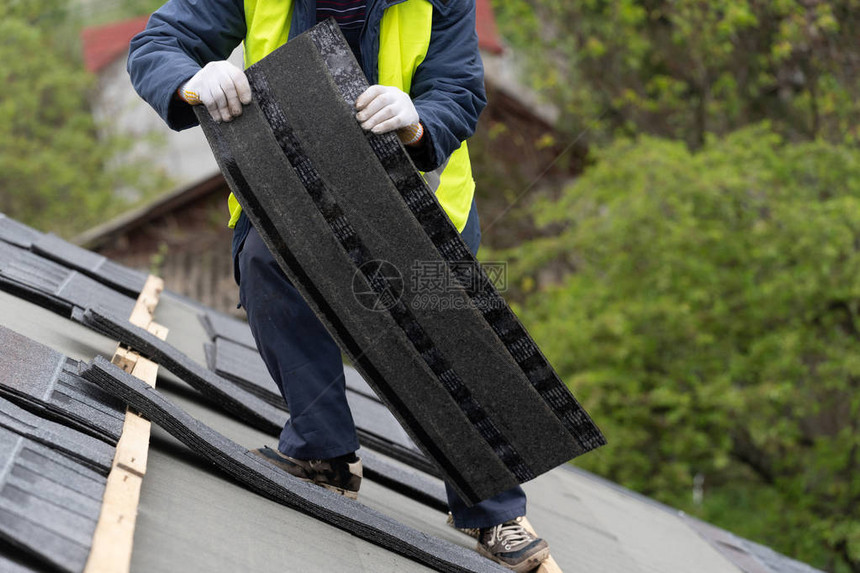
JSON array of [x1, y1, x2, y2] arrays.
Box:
[[0, 212, 825, 573]]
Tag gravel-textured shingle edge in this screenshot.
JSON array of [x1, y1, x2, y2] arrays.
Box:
[[0, 325, 125, 444], [0, 251, 135, 319]]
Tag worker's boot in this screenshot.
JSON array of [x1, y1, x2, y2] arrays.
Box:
[[251, 446, 362, 499], [476, 517, 550, 572]]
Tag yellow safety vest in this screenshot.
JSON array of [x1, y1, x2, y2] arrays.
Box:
[[228, 0, 476, 232]]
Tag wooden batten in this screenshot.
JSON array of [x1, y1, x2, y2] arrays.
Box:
[[521, 517, 563, 573], [84, 275, 166, 573]]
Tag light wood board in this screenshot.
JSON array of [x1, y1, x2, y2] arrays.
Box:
[[85, 275, 166, 573]]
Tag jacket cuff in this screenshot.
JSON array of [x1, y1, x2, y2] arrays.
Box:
[[405, 128, 437, 172], [161, 67, 201, 130], [166, 99, 199, 131]]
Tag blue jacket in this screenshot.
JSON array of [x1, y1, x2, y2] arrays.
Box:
[[127, 0, 487, 173]]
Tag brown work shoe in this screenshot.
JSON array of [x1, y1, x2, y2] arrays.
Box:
[[251, 446, 362, 499], [477, 517, 550, 572]]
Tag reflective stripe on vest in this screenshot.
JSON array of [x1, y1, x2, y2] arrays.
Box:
[[228, 0, 476, 232]]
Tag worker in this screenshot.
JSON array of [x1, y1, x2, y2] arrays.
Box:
[[128, 1, 549, 570]]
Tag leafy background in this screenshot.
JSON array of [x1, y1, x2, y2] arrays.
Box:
[[487, 1, 860, 571]]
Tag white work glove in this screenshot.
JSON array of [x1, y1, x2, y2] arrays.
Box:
[[355, 85, 420, 136], [179, 61, 252, 123]]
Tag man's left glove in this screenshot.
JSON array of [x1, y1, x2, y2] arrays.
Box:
[[355, 85, 423, 145]]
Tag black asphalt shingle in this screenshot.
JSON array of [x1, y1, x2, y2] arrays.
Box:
[[31, 233, 148, 297], [196, 20, 604, 504], [0, 397, 114, 474], [0, 551, 45, 573], [0, 250, 135, 319], [0, 214, 43, 249], [204, 336, 281, 407], [73, 307, 289, 434], [79, 356, 507, 573], [0, 427, 107, 573], [198, 311, 257, 350], [0, 325, 125, 444]]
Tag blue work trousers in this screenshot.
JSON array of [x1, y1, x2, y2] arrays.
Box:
[[233, 200, 527, 529]]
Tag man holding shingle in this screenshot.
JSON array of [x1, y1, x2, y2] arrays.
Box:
[[128, 0, 549, 570]]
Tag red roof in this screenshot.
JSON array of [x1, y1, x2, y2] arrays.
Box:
[[476, 0, 504, 54], [81, 4, 504, 74], [81, 16, 149, 73]]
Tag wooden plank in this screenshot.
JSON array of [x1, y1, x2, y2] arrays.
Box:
[[111, 348, 138, 375], [112, 408, 151, 478], [147, 322, 169, 341], [83, 468, 144, 572], [84, 275, 167, 573], [521, 517, 563, 573], [128, 275, 164, 329]]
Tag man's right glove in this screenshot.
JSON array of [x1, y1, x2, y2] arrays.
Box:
[[355, 85, 423, 145], [178, 61, 252, 123]]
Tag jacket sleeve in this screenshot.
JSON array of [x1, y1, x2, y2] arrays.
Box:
[[127, 0, 246, 131], [408, 0, 487, 172]]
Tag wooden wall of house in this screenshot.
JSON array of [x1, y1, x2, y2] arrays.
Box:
[[93, 182, 243, 317], [470, 84, 585, 250]]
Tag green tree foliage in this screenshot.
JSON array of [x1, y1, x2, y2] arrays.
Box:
[[493, 0, 860, 147], [0, 0, 163, 237], [510, 125, 860, 571]]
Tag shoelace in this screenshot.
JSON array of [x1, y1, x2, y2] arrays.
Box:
[[491, 520, 533, 550]]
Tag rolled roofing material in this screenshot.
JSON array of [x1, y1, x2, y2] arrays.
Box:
[[0, 325, 125, 444], [196, 19, 604, 504], [79, 356, 507, 573]]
